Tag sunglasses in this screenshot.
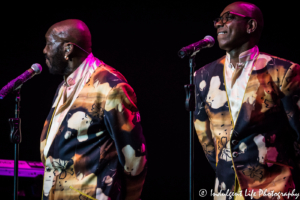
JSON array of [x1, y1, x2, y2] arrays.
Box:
[[213, 11, 251, 27]]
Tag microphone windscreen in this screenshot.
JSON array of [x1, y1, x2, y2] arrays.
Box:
[[204, 35, 215, 48], [31, 63, 42, 74]]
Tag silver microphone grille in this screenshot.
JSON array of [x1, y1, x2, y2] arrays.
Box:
[[31, 63, 42, 74], [204, 35, 215, 48]]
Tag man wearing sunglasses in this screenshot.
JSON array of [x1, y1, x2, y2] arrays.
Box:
[[40, 19, 147, 200], [194, 2, 300, 199]]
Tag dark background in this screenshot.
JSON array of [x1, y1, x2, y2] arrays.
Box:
[[0, 1, 298, 199]]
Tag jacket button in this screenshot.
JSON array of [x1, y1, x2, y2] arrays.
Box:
[[232, 152, 239, 158], [232, 140, 238, 145]]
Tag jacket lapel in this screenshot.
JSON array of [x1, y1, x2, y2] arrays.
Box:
[[43, 67, 97, 158], [232, 53, 271, 139]]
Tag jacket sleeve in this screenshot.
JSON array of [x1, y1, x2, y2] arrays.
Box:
[[280, 63, 300, 141], [280, 63, 300, 191], [104, 82, 147, 200], [193, 73, 216, 172]]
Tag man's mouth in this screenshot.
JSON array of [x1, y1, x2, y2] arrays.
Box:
[[218, 31, 227, 35], [45, 59, 50, 66]]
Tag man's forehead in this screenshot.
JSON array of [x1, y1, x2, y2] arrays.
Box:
[[221, 3, 253, 17], [45, 26, 67, 41]]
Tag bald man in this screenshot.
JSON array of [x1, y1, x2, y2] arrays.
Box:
[[194, 2, 300, 200], [40, 19, 147, 200]]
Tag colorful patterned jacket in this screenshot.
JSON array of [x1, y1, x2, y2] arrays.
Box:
[[40, 63, 147, 200], [194, 52, 300, 200]]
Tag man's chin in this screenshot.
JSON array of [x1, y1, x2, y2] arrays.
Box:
[[218, 42, 231, 51], [45, 62, 56, 74], [47, 61, 68, 75], [48, 66, 62, 75]]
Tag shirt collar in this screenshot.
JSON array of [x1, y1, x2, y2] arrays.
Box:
[[226, 45, 259, 69], [63, 53, 99, 87]]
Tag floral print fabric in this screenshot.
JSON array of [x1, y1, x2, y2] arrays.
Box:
[[194, 53, 300, 200], [40, 62, 147, 200]]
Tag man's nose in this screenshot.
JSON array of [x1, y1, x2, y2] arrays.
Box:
[[215, 21, 224, 29], [43, 47, 47, 54]]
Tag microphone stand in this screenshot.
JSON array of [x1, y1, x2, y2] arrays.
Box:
[[184, 52, 197, 200], [9, 87, 22, 200]]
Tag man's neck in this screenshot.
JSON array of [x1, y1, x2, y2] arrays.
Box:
[[64, 56, 88, 78], [227, 42, 256, 68]]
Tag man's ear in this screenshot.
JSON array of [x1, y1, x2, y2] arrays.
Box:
[[63, 43, 74, 58], [247, 19, 257, 34]]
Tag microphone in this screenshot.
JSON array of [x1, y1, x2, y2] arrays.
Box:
[[178, 35, 215, 58], [0, 64, 42, 99]]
